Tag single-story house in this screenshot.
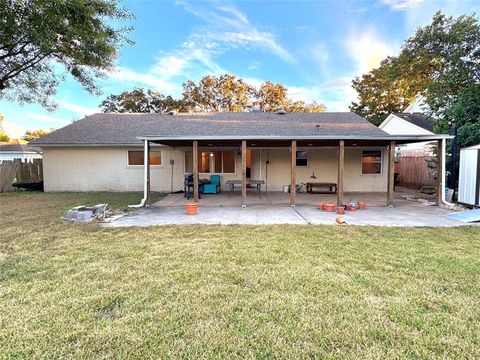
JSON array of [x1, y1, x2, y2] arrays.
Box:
[[0, 140, 42, 162], [379, 112, 436, 156], [31, 112, 451, 207]]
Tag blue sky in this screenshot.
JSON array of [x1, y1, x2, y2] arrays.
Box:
[[1, 0, 478, 137]]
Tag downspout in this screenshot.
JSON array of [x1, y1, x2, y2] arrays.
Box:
[[441, 138, 455, 207], [128, 139, 149, 208]]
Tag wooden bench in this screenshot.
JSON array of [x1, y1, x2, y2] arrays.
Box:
[[306, 182, 337, 194]]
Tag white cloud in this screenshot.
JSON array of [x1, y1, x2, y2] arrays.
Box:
[[287, 77, 356, 112], [310, 43, 330, 76], [346, 30, 393, 75], [26, 112, 70, 125], [381, 0, 424, 10], [106, 1, 294, 96], [109, 67, 178, 94], [2, 120, 28, 139], [177, 0, 294, 63], [58, 101, 99, 116]]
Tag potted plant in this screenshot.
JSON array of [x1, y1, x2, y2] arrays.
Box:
[[185, 201, 199, 215]]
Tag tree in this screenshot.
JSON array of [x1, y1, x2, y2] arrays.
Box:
[[0, 0, 133, 110], [100, 88, 182, 113], [446, 84, 480, 148], [350, 12, 480, 131], [255, 80, 288, 112], [100, 74, 326, 114], [284, 99, 326, 113], [0, 131, 9, 142], [350, 57, 429, 125], [22, 128, 54, 141], [182, 74, 254, 112]]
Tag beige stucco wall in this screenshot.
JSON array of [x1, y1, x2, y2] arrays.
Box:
[[42, 146, 186, 192], [42, 146, 388, 193], [251, 147, 388, 192]]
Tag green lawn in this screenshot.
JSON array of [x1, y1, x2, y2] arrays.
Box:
[[1, 191, 479, 359]]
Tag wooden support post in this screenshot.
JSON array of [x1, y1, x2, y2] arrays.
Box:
[[436, 139, 443, 206], [387, 140, 395, 207], [193, 140, 199, 203], [146, 140, 151, 206], [241, 140, 247, 207], [337, 140, 344, 206], [290, 140, 297, 207]]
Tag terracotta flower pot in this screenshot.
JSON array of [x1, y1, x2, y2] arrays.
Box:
[[358, 201, 366, 209], [325, 203, 335, 212], [336, 206, 345, 215], [350, 206, 357, 212], [317, 202, 325, 210], [185, 202, 199, 215]]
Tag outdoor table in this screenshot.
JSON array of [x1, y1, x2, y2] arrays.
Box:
[[226, 179, 265, 198], [306, 182, 337, 194]]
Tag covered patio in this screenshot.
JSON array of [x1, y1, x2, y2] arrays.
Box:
[[136, 136, 452, 209]]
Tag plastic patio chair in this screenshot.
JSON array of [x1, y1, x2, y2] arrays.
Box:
[[203, 175, 221, 194]]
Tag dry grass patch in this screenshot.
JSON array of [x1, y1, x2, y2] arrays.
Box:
[[1, 191, 479, 358]]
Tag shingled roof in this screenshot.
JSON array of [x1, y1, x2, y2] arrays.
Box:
[[392, 113, 436, 132], [31, 112, 389, 146]]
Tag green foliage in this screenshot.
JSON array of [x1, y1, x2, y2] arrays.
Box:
[[0, 0, 133, 110], [400, 12, 480, 121], [101, 74, 326, 114], [22, 128, 54, 142], [350, 11, 480, 139], [100, 88, 182, 113], [255, 80, 288, 112], [351, 57, 428, 125], [0, 131, 10, 142], [182, 74, 255, 112]]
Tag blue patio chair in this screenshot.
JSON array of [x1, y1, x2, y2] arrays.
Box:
[[203, 175, 221, 194]]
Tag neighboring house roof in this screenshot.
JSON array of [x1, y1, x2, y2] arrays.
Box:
[[31, 112, 390, 146], [391, 113, 436, 132], [403, 95, 427, 113], [462, 144, 480, 150], [0, 142, 41, 153]]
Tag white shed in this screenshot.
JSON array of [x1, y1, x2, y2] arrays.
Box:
[[458, 144, 480, 206]]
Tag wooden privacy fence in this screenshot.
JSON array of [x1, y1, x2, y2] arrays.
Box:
[[0, 159, 43, 192], [397, 156, 435, 189]]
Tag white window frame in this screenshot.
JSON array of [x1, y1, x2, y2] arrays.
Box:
[[184, 149, 237, 174], [361, 149, 383, 175], [126, 149, 163, 167], [296, 150, 308, 167]]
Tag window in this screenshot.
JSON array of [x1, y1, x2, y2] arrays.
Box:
[[185, 150, 236, 173], [128, 150, 162, 166], [362, 150, 382, 174], [296, 151, 308, 166]]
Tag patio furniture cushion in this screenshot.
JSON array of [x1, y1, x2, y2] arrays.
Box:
[[203, 175, 221, 194]]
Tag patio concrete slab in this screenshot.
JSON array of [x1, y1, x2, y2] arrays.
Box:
[[295, 202, 467, 227], [106, 205, 306, 227], [106, 194, 470, 227]]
